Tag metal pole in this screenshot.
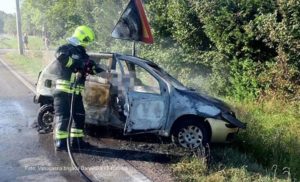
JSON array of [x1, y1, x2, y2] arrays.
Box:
[[15, 0, 23, 55], [132, 41, 136, 56]]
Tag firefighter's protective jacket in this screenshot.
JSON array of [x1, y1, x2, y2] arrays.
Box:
[[48, 44, 103, 95]]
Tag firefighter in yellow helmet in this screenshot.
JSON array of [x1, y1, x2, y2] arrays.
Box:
[[51, 26, 104, 151]]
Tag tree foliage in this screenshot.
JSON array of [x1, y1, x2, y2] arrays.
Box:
[[0, 11, 16, 35], [21, 0, 127, 42], [146, 0, 299, 101], [19, 0, 300, 101], [0, 11, 5, 33]]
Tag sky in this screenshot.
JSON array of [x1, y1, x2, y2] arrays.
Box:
[[0, 0, 16, 14]]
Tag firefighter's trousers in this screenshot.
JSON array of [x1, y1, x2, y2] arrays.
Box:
[[53, 92, 85, 140]]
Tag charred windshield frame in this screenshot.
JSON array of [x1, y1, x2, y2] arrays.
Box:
[[146, 63, 188, 90]]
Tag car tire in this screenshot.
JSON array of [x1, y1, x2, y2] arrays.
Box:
[[37, 104, 54, 133], [172, 119, 209, 150]]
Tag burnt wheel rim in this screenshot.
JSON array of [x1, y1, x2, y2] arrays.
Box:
[[42, 111, 54, 129], [178, 125, 203, 149]]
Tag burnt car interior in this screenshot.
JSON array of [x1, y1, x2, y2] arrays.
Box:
[[84, 53, 167, 133]]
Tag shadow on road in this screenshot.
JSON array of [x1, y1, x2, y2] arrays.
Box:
[[71, 146, 181, 164]]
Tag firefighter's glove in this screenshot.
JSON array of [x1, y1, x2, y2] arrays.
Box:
[[71, 58, 85, 73], [83, 59, 104, 75], [83, 60, 94, 75]]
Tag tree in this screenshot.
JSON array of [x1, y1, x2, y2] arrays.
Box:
[[0, 11, 16, 35], [0, 11, 5, 33], [3, 14, 16, 35]]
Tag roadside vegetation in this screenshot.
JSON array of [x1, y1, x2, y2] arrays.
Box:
[[2, 48, 58, 87], [236, 100, 299, 177], [0, 35, 55, 50], [4, 50, 44, 80], [0, 0, 299, 181], [172, 149, 292, 182], [0, 36, 19, 49]]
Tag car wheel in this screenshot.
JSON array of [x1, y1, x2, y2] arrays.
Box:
[[37, 104, 54, 133], [172, 119, 209, 149]]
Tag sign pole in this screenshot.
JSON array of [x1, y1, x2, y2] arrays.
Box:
[[132, 41, 136, 56]]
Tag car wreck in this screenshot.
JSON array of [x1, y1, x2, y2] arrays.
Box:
[[34, 52, 246, 149]]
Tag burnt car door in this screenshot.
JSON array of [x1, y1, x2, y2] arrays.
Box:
[[116, 55, 170, 134], [83, 53, 113, 126]]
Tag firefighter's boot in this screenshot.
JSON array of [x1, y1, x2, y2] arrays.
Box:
[[55, 139, 67, 151]]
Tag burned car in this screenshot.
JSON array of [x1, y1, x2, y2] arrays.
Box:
[[34, 53, 246, 149]]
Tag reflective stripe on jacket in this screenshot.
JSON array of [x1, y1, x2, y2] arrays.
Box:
[[55, 77, 84, 95]]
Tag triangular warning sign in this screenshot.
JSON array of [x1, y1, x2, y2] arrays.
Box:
[[111, 0, 154, 44]]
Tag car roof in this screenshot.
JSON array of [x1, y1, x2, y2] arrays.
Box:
[[88, 52, 113, 59], [88, 52, 161, 73], [115, 53, 159, 68], [88, 52, 158, 66]]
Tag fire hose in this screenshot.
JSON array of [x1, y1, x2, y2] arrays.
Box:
[[66, 72, 93, 182]]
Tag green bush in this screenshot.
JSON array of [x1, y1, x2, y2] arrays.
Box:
[[228, 59, 260, 100]]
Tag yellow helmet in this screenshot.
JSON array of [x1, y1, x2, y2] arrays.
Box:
[[67, 25, 95, 47]]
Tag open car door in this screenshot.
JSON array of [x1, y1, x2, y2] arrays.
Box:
[[115, 55, 169, 134], [83, 53, 113, 126]]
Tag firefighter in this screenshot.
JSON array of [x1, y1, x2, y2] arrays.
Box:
[[52, 25, 103, 151]]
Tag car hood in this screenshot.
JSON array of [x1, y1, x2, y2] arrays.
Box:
[[175, 88, 232, 112], [175, 89, 246, 129]]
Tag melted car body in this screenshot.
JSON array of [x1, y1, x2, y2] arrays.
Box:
[[34, 53, 246, 148]]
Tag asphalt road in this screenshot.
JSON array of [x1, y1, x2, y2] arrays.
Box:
[[0, 59, 151, 182], [0, 60, 67, 181]]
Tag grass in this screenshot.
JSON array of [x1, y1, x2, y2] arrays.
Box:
[[0, 35, 18, 49], [233, 100, 300, 180], [0, 36, 56, 80], [0, 34, 55, 50], [4, 51, 46, 79], [172, 99, 299, 181], [172, 150, 291, 182]]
